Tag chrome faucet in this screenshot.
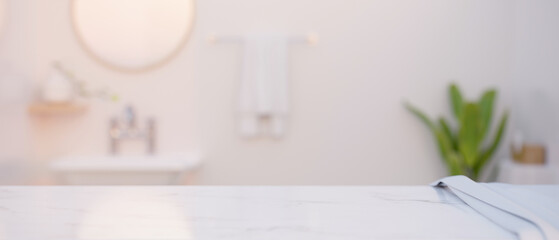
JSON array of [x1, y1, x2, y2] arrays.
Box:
[[109, 105, 156, 155]]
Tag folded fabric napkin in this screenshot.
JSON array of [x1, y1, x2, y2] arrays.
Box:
[[432, 175, 559, 240]]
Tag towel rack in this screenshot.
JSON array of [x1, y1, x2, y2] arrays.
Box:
[[208, 33, 318, 46]]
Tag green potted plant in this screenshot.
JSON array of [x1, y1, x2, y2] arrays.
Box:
[[405, 84, 508, 181]]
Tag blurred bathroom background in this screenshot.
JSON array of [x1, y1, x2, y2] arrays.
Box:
[[0, 0, 558, 185]]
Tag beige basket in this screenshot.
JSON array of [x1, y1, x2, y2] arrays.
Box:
[[512, 144, 545, 165]]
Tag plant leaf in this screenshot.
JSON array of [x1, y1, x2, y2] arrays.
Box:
[[458, 103, 482, 167], [434, 129, 454, 167], [479, 89, 496, 140], [439, 118, 457, 151], [405, 103, 435, 131], [405, 103, 453, 167], [447, 152, 463, 176], [475, 111, 509, 176], [450, 84, 464, 119]]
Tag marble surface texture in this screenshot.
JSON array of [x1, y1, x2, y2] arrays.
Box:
[[0, 186, 557, 240]]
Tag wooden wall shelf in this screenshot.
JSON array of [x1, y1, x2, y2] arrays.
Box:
[[28, 102, 88, 115]]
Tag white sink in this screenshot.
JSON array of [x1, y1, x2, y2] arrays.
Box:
[[50, 153, 201, 185]]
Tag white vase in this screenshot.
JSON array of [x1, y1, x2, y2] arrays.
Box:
[[41, 65, 74, 103]]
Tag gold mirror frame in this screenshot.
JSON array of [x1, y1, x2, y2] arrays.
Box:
[[70, 0, 196, 73]]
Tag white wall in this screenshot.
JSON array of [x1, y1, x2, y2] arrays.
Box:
[[0, 0, 516, 184], [0, 0, 36, 183], [512, 0, 559, 146], [193, 0, 514, 184]]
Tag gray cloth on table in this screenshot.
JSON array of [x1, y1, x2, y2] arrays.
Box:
[[432, 175, 559, 240]]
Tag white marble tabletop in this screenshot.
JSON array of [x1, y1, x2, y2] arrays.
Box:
[[0, 186, 557, 240]]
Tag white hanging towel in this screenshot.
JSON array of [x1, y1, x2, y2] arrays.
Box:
[[239, 33, 289, 138]]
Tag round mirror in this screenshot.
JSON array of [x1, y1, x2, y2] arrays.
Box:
[[71, 0, 195, 72]]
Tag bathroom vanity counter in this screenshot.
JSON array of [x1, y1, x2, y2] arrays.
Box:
[[0, 186, 557, 239]]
